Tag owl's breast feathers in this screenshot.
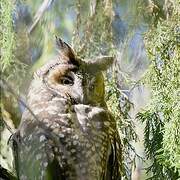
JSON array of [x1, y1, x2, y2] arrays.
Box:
[[15, 73, 121, 180], [16, 94, 121, 179]]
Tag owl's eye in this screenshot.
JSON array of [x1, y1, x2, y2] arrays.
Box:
[[90, 84, 95, 90], [59, 76, 74, 85]]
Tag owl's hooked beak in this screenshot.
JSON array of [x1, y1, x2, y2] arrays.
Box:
[[65, 90, 85, 105]]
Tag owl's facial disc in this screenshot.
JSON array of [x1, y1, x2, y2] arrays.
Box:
[[43, 64, 84, 104], [46, 65, 77, 86]]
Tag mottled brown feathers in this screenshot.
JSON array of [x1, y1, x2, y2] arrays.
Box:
[[14, 37, 121, 180]]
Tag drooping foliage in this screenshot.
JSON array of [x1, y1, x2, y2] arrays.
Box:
[[1, 1, 16, 72], [137, 0, 180, 178], [0, 0, 20, 175], [1, 0, 28, 83]]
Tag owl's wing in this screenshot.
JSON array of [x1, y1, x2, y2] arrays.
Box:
[[106, 113, 122, 180], [0, 165, 17, 180], [12, 119, 65, 180]]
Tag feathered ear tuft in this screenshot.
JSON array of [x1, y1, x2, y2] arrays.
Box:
[[84, 56, 114, 73], [55, 36, 78, 65]]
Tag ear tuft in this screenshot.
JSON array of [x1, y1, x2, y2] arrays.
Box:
[[55, 36, 77, 64], [84, 56, 114, 73]]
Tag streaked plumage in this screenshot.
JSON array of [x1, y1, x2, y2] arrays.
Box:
[[13, 37, 122, 180]]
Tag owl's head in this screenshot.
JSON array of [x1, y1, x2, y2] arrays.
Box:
[[35, 37, 113, 107]]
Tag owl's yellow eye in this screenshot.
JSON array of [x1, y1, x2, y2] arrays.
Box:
[[59, 76, 74, 85]]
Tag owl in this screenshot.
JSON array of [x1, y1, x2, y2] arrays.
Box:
[[13, 37, 122, 180]]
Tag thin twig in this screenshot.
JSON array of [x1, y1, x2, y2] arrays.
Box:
[[28, 0, 54, 34], [0, 78, 39, 127]]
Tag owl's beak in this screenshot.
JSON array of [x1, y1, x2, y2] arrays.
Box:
[[76, 91, 85, 104]]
